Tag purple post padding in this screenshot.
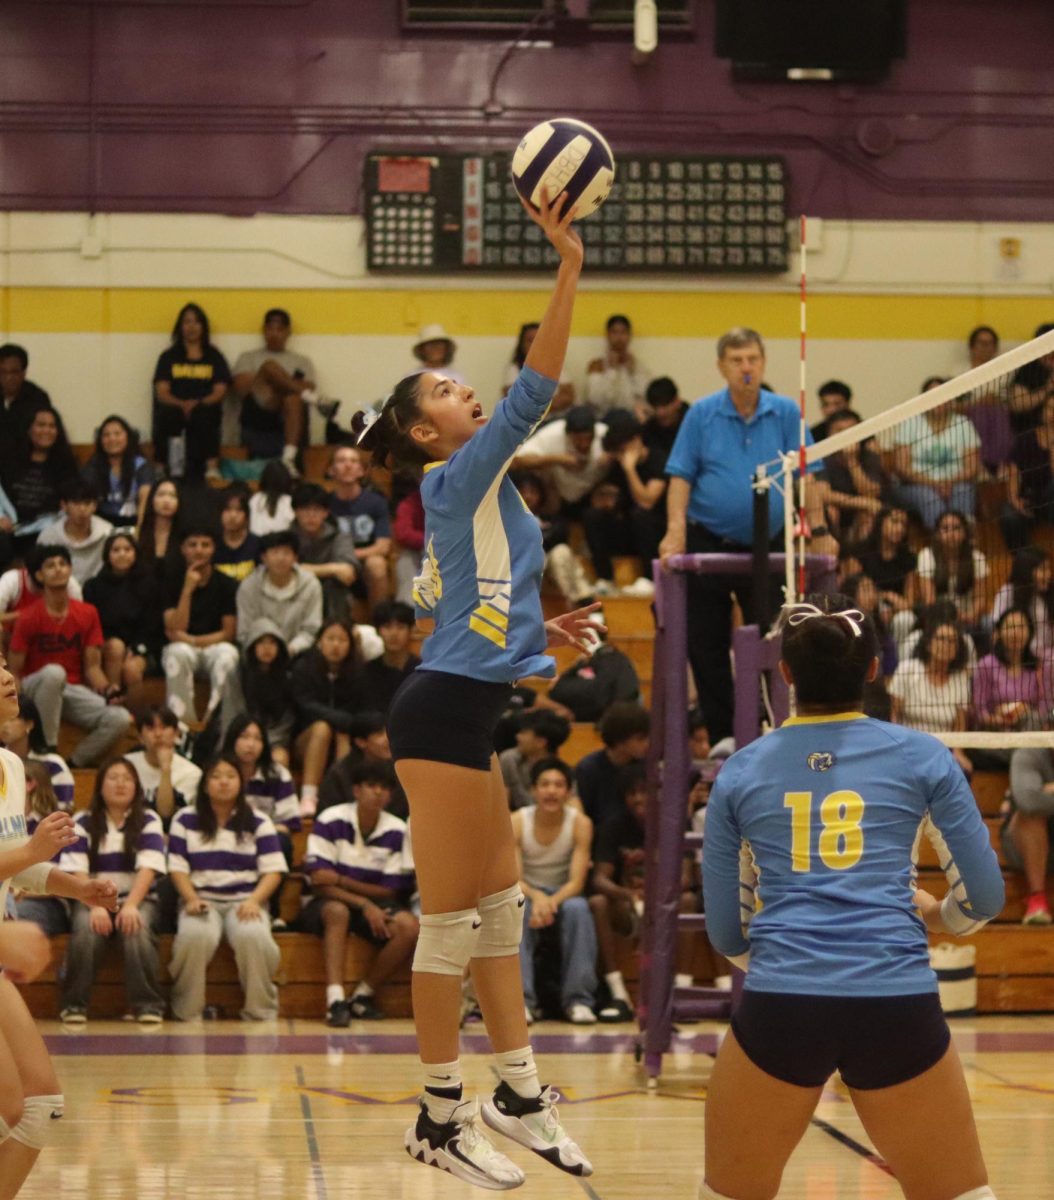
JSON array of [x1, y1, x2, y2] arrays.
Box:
[[733, 626, 791, 749]]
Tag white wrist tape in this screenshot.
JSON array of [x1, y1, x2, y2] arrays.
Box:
[[412, 908, 481, 976], [474, 885, 526, 958], [940, 893, 990, 936], [10, 1094, 64, 1150]]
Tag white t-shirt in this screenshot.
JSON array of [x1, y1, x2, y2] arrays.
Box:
[[248, 492, 294, 537], [233, 348, 316, 403], [916, 547, 988, 601], [888, 658, 970, 733], [896, 413, 981, 482], [123, 749, 203, 813], [520, 419, 610, 502]]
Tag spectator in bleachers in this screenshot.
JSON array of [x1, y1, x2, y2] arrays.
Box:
[[152, 302, 231, 483], [39, 478, 113, 586], [585, 314, 649, 418], [504, 321, 575, 416], [853, 506, 918, 632], [1009, 323, 1054, 435], [968, 325, 1000, 369], [326, 445, 392, 607], [1005, 747, 1054, 925], [9, 545, 132, 767], [212, 487, 261, 583], [12, 760, 71, 936], [410, 323, 464, 384], [513, 406, 611, 515], [0, 541, 84, 641], [892, 394, 981, 530], [124, 706, 202, 825], [499, 709, 572, 811], [80, 415, 157, 528], [391, 483, 424, 606], [991, 546, 1054, 657], [1001, 393, 1054, 552], [0, 694, 74, 809], [810, 379, 853, 442], [236, 530, 322, 659], [962, 325, 1013, 475], [248, 461, 295, 537], [549, 632, 640, 724], [513, 471, 594, 611], [167, 755, 286, 1021], [574, 701, 650, 828], [916, 510, 989, 635], [231, 308, 324, 473], [889, 619, 973, 776], [641, 376, 688, 460], [514, 758, 596, 1024], [302, 758, 417, 1026], [363, 601, 419, 716], [0, 342, 51, 440], [815, 408, 886, 544], [609, 414, 670, 587], [219, 620, 295, 764], [57, 758, 167, 1025], [973, 608, 1054, 736], [317, 711, 404, 819], [841, 572, 898, 683], [162, 527, 239, 725], [3, 407, 79, 556], [83, 531, 162, 707], [291, 619, 369, 817], [137, 479, 184, 586], [291, 483, 360, 623]]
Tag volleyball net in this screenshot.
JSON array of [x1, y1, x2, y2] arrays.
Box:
[[765, 325, 1054, 750]]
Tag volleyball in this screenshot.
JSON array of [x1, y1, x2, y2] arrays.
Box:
[[511, 117, 615, 218]]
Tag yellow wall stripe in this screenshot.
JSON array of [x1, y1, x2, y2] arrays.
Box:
[[3, 287, 1054, 340]]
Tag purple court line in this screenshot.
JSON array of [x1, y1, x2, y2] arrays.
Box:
[[295, 1064, 329, 1200]]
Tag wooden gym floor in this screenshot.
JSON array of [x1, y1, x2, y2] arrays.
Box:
[[15, 1015, 1053, 1199]]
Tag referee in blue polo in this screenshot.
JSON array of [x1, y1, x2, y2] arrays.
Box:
[[659, 327, 817, 742]]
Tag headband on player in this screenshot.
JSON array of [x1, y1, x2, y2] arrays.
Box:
[[782, 602, 865, 639]]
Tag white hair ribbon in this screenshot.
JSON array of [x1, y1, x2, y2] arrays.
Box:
[[783, 602, 865, 638], [354, 405, 381, 446]]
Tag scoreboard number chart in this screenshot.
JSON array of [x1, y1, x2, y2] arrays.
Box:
[[365, 152, 788, 274]]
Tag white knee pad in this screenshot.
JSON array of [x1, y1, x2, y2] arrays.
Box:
[[10, 1094, 64, 1150], [474, 885, 526, 958], [412, 907, 482, 976], [0, 1113, 11, 1145], [952, 1188, 997, 1200]]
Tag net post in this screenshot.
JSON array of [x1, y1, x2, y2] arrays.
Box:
[[752, 465, 771, 635], [782, 453, 796, 605]]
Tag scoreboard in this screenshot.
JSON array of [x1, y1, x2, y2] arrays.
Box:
[[365, 152, 788, 274]]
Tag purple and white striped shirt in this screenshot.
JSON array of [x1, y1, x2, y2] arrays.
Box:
[[305, 803, 414, 895], [168, 807, 287, 902], [59, 809, 167, 898], [27, 751, 74, 811], [245, 765, 300, 833]]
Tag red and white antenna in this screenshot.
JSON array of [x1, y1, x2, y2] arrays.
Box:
[[797, 214, 808, 599]]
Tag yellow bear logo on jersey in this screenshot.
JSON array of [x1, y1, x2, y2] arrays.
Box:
[[807, 752, 834, 772]]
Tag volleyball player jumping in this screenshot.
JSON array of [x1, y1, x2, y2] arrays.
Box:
[[0, 649, 118, 1199], [354, 191, 597, 1190], [701, 594, 1005, 1200]]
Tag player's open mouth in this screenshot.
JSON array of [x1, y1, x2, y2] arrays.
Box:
[[472, 403, 486, 422]]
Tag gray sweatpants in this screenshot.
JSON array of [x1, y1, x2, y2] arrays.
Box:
[[62, 897, 164, 1016], [22, 664, 132, 767], [169, 900, 280, 1021]]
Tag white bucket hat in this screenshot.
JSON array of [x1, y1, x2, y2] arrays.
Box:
[[413, 323, 457, 359]]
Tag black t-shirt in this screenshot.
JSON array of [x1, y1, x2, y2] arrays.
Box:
[[164, 567, 237, 635], [641, 404, 688, 469], [594, 808, 646, 890], [213, 532, 262, 582], [857, 546, 917, 596], [364, 654, 420, 716], [329, 489, 391, 547], [6, 461, 61, 524], [820, 445, 886, 500], [153, 345, 232, 403], [574, 748, 627, 827], [84, 569, 163, 653]]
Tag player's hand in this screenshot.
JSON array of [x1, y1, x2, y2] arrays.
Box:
[[90, 906, 114, 936], [659, 526, 686, 567], [28, 811, 77, 864], [619, 438, 645, 471], [236, 898, 263, 923], [363, 903, 391, 941], [521, 187, 583, 269], [545, 602, 606, 653], [0, 920, 52, 983], [115, 903, 144, 936], [81, 878, 120, 912], [913, 887, 944, 932], [156, 745, 174, 773]]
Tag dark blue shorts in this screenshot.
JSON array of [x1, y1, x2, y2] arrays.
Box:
[[387, 669, 514, 772], [731, 990, 951, 1090]]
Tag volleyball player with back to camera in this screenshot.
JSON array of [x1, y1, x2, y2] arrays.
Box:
[[353, 190, 598, 1191], [700, 594, 1005, 1200], [0, 650, 119, 1199]]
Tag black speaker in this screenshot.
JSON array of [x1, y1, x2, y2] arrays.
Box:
[[715, 0, 907, 83]]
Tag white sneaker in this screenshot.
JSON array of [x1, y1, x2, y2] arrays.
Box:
[[524, 1004, 535, 1026], [592, 578, 617, 596], [483, 1082, 593, 1177], [565, 1004, 597, 1025], [621, 576, 655, 598], [406, 1098, 525, 1191]]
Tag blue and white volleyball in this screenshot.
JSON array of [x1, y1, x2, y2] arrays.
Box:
[[511, 118, 615, 218]]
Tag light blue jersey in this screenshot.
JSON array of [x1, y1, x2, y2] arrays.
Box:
[[413, 365, 557, 684], [702, 713, 1005, 996]]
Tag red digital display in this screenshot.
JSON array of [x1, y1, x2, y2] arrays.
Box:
[[377, 159, 432, 194]]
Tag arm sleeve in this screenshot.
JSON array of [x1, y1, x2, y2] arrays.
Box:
[[166, 814, 191, 875], [303, 815, 337, 876], [135, 814, 168, 876], [426, 367, 557, 514], [971, 659, 995, 724], [272, 768, 301, 833], [10, 860, 53, 894], [152, 350, 172, 385], [288, 578, 323, 658], [58, 820, 90, 874], [923, 744, 1005, 932], [701, 769, 752, 960], [254, 816, 288, 876]]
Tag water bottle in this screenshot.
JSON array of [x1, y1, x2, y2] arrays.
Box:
[[169, 433, 186, 479]]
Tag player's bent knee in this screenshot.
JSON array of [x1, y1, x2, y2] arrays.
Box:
[[412, 907, 481, 975], [474, 885, 526, 958], [9, 1094, 64, 1150]]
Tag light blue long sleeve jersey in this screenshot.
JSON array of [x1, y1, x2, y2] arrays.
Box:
[[413, 365, 558, 684], [702, 713, 1005, 996]]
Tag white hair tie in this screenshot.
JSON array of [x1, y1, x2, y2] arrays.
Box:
[[783, 602, 865, 638], [354, 405, 381, 445]]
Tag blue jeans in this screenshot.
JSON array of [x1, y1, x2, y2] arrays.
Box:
[[895, 481, 976, 530], [519, 891, 598, 1012]]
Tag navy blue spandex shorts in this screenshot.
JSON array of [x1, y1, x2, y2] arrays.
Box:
[[387, 669, 514, 772]]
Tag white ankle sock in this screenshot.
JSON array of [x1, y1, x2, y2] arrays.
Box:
[[494, 1046, 541, 1099], [422, 1060, 463, 1123], [282, 444, 298, 461], [325, 985, 345, 1007], [606, 971, 630, 1003]]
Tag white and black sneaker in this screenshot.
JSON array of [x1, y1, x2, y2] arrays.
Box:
[[405, 1098, 525, 1191], [482, 1082, 593, 1177]]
